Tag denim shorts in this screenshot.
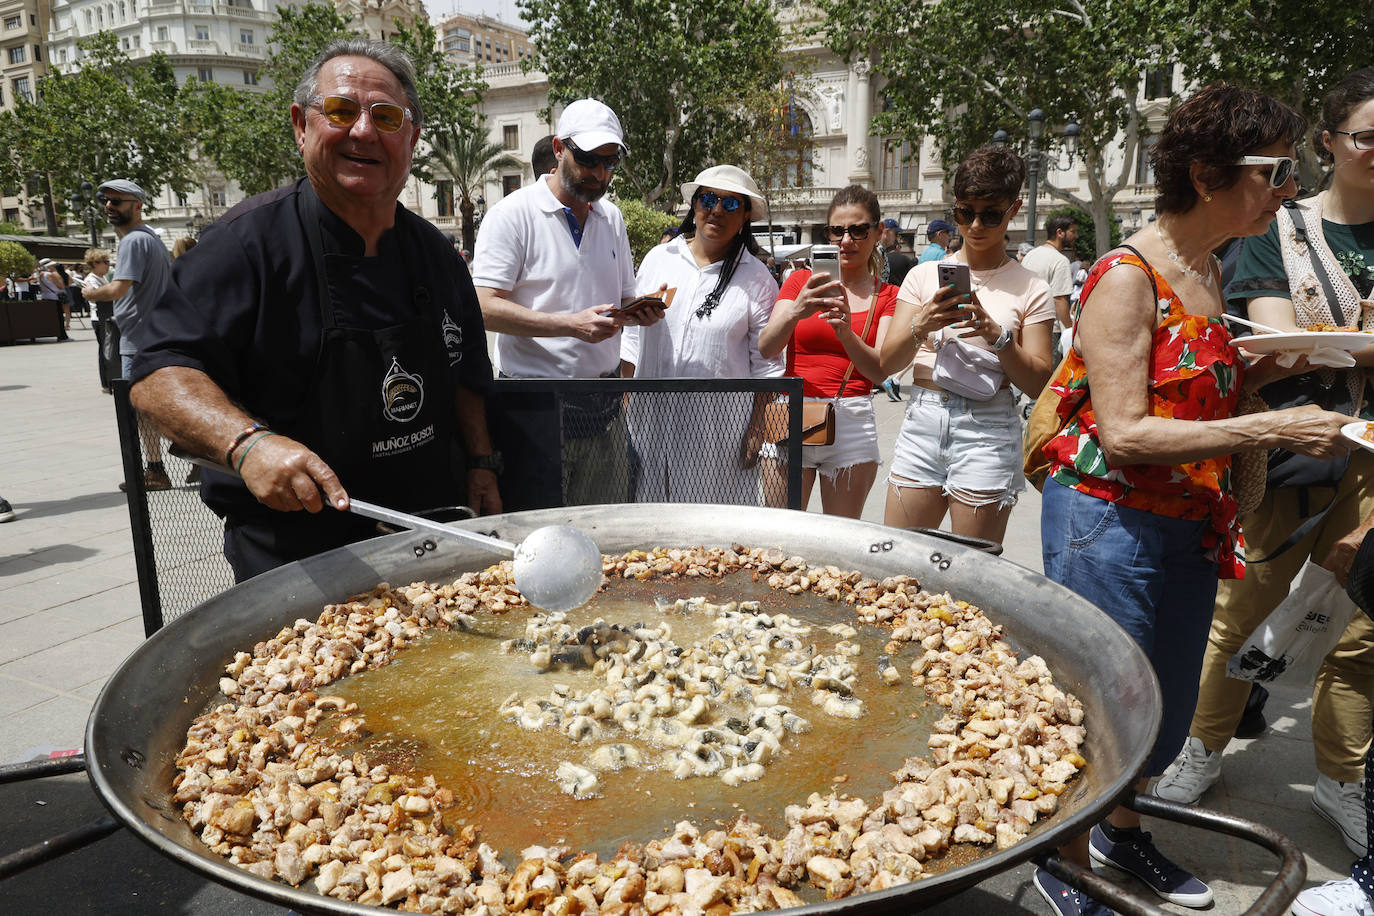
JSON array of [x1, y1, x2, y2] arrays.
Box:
[[1041, 479, 1220, 777], [888, 387, 1024, 503]]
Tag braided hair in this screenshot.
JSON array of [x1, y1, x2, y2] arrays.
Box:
[[675, 193, 763, 319]]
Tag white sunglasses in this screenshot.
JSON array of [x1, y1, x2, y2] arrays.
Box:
[[1234, 155, 1296, 189]]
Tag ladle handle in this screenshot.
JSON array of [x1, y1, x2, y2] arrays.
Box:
[[1036, 790, 1306, 916], [169, 446, 518, 556], [346, 499, 517, 555]]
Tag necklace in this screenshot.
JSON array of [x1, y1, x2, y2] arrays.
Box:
[[1155, 223, 1213, 287], [967, 256, 1013, 292]]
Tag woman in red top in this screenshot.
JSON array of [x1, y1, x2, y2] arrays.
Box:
[[759, 185, 897, 517]]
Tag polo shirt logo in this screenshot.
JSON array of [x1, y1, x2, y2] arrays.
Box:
[[381, 357, 424, 423]]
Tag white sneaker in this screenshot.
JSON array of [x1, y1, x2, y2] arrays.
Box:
[[1291, 879, 1374, 916], [1314, 775, 1369, 857], [1153, 737, 1222, 805]]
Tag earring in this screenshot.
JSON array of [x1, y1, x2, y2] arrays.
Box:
[[1204, 194, 1212, 202]]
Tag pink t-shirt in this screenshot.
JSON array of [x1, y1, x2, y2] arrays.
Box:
[[898, 259, 1055, 384]]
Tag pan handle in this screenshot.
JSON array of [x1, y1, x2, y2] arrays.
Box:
[[0, 752, 124, 880], [905, 526, 1004, 556], [1036, 790, 1306, 916]]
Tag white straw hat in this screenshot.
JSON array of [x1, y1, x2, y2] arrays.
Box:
[[680, 165, 768, 223]]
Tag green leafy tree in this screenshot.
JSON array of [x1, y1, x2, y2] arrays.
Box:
[[617, 196, 678, 267], [0, 220, 28, 235], [390, 21, 499, 251], [517, 0, 786, 210], [820, 0, 1189, 255], [187, 3, 358, 195], [0, 240, 36, 282], [1175, 0, 1374, 183], [729, 76, 818, 246], [0, 32, 193, 233]]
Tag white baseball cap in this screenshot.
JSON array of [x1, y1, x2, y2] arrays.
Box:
[[556, 99, 626, 153]]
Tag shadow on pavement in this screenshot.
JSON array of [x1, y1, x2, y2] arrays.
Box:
[[2, 772, 291, 915], [8, 490, 129, 523]]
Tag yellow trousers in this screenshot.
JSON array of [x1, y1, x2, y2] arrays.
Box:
[[1189, 449, 1374, 782]]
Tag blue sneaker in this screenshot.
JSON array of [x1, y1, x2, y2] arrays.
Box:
[[1033, 868, 1116, 915], [1088, 822, 1213, 907]]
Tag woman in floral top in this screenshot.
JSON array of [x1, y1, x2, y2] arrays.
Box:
[[1031, 87, 1351, 916]]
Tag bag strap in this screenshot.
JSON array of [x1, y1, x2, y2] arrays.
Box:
[[1286, 205, 1346, 326], [1249, 489, 1337, 564], [835, 288, 880, 399]]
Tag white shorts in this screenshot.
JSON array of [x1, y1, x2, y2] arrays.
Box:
[[761, 395, 880, 479], [888, 387, 1024, 506]]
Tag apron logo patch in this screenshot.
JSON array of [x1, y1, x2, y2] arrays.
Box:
[[381, 357, 425, 423], [441, 313, 463, 366]]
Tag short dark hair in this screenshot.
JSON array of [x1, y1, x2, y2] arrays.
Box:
[[1150, 85, 1305, 214], [531, 134, 556, 176], [294, 39, 423, 127], [828, 184, 880, 224], [1317, 67, 1374, 163], [952, 145, 1026, 202], [1045, 214, 1076, 238]]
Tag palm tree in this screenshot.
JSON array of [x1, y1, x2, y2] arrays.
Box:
[[432, 119, 522, 253]]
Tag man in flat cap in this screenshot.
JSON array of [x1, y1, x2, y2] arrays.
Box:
[[84, 178, 173, 490]]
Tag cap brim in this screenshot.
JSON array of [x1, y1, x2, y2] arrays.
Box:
[[567, 131, 626, 155]]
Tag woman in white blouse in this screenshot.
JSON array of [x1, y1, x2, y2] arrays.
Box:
[[621, 165, 783, 503]]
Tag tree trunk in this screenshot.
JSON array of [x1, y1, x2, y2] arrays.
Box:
[[460, 197, 476, 254], [41, 173, 58, 236]]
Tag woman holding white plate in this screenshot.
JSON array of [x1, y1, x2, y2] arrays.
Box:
[[1155, 68, 1374, 885]]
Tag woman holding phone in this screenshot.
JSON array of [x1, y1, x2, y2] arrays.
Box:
[[621, 165, 783, 503], [758, 184, 897, 517], [880, 145, 1055, 545]]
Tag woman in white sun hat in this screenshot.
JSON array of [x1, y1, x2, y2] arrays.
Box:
[[621, 164, 784, 504]]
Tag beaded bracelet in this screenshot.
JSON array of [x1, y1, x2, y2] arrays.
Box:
[[234, 432, 276, 474], [909, 315, 927, 349], [225, 422, 268, 467]]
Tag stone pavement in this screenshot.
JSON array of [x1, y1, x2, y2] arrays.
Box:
[[0, 328, 1356, 914]]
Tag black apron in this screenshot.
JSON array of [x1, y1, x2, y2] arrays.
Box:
[[223, 190, 460, 579]]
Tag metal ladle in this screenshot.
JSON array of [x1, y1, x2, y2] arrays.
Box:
[[172, 449, 605, 612]]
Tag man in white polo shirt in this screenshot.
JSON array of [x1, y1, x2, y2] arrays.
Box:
[[472, 98, 664, 506]]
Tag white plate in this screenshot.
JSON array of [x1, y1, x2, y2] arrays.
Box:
[[1233, 331, 1373, 354], [1342, 421, 1374, 454]]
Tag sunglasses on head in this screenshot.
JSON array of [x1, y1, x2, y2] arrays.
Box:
[[311, 95, 412, 133], [1235, 155, 1296, 189], [564, 140, 622, 171], [826, 222, 874, 241], [950, 205, 1009, 227], [695, 191, 744, 213], [1333, 128, 1374, 151]]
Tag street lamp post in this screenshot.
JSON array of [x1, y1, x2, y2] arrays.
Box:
[[994, 111, 1080, 247], [70, 181, 100, 248]]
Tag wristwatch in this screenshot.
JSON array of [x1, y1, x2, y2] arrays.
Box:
[[990, 325, 1015, 352], [469, 451, 504, 474]]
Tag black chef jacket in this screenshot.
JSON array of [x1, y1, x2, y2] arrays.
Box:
[[132, 179, 493, 566]]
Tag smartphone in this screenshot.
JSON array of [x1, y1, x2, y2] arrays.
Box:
[[618, 288, 676, 316], [937, 260, 972, 297], [811, 255, 840, 283]]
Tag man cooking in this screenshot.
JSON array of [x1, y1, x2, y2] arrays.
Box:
[[129, 39, 499, 581]]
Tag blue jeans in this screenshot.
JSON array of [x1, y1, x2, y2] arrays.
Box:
[[1041, 479, 1219, 777]]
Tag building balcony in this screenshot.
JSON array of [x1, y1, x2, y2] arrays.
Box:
[[233, 43, 265, 58], [188, 39, 221, 53], [151, 40, 177, 53]]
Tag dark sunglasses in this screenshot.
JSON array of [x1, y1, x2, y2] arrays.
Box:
[[1333, 128, 1374, 151], [96, 195, 134, 206], [696, 191, 744, 213], [951, 205, 1009, 227], [826, 222, 873, 241], [1235, 155, 1296, 189], [311, 94, 412, 133], [564, 140, 622, 171]]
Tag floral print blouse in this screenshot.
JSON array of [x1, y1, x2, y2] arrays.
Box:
[[1044, 251, 1246, 578]]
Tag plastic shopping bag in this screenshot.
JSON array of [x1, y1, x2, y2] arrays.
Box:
[[1227, 561, 1358, 688]]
